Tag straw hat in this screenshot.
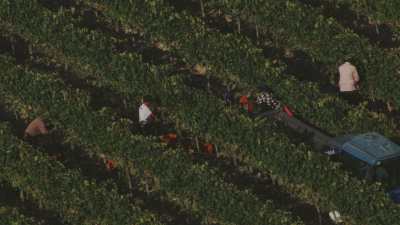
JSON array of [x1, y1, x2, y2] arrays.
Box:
[[191, 64, 207, 76], [153, 41, 169, 51], [224, 15, 233, 23]]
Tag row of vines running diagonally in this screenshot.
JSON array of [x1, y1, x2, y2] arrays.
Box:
[[1, 0, 400, 225]]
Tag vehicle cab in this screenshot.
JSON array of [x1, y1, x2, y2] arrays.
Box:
[[327, 132, 400, 203]]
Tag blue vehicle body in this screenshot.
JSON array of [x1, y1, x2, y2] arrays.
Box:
[[334, 132, 400, 166], [265, 111, 400, 204], [331, 132, 400, 202]]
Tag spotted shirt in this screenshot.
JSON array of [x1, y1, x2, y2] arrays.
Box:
[[256, 92, 281, 110]]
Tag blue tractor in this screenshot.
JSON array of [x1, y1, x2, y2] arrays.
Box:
[[328, 132, 400, 201], [267, 111, 400, 200], [262, 110, 400, 223]]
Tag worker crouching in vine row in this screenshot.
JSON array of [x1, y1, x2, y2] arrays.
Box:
[[23, 117, 48, 139], [239, 85, 294, 117]]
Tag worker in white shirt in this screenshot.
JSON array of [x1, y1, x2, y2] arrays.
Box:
[[338, 60, 360, 104], [138, 95, 166, 136], [139, 96, 155, 126]]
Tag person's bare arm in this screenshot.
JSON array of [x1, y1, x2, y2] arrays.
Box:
[[352, 67, 360, 83]]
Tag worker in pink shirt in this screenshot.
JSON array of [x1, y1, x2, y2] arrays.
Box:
[[23, 117, 53, 148], [23, 117, 48, 139], [338, 60, 360, 104]]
